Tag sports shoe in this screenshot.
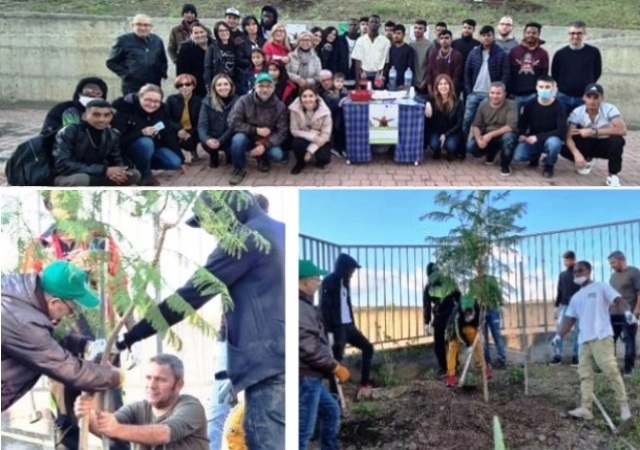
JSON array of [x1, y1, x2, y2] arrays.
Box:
[[500, 166, 512, 177], [257, 159, 271, 172], [576, 159, 595, 175], [543, 166, 554, 178], [571, 356, 579, 368], [528, 160, 539, 168], [485, 366, 493, 380], [568, 407, 594, 420], [494, 358, 506, 369], [617, 405, 634, 435], [623, 367, 633, 378], [484, 157, 496, 166], [445, 375, 457, 388], [138, 176, 160, 186], [229, 168, 246, 185], [331, 148, 345, 158], [549, 355, 562, 366], [606, 175, 622, 187]]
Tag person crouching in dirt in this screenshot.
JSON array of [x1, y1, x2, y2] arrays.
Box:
[[423, 262, 461, 377], [445, 294, 492, 387]]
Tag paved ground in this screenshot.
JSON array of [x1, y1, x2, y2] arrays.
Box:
[[1, 105, 638, 187]]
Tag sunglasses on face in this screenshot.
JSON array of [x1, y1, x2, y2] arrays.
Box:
[[176, 83, 193, 88]]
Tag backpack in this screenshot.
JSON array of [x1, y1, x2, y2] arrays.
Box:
[[4, 131, 56, 186]]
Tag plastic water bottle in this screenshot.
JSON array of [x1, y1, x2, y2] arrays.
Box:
[[388, 66, 397, 92], [404, 67, 413, 94]]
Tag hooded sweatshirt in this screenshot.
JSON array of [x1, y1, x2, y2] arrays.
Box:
[[260, 5, 279, 39], [41, 77, 109, 135], [121, 192, 285, 393], [320, 254, 361, 333]]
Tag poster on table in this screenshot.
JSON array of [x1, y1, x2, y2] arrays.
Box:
[[369, 101, 399, 144]]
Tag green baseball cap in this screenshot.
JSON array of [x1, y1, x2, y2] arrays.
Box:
[[40, 261, 100, 309], [299, 260, 328, 279], [460, 294, 475, 310], [255, 73, 275, 84]]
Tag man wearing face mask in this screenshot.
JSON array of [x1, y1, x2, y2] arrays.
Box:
[[551, 261, 634, 428], [508, 22, 549, 113], [41, 77, 109, 135], [514, 75, 567, 178], [2, 260, 124, 412]]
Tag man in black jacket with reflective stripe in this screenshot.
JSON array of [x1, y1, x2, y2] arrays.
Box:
[[52, 100, 140, 186], [551, 250, 581, 366]]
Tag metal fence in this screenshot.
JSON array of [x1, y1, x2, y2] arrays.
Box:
[[300, 218, 640, 345]]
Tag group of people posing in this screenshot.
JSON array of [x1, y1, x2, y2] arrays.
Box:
[[36, 5, 629, 187]]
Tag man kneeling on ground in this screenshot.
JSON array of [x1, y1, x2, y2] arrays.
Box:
[[52, 99, 141, 186], [74, 354, 209, 449]]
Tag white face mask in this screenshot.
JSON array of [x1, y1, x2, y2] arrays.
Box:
[[574, 276, 588, 285], [78, 95, 96, 107]]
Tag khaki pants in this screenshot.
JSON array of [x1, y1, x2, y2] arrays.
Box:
[[578, 336, 628, 410], [447, 325, 487, 377]]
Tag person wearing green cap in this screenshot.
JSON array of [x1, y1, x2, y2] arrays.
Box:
[[227, 71, 288, 184], [299, 259, 349, 450], [1, 260, 123, 412], [444, 293, 491, 388]]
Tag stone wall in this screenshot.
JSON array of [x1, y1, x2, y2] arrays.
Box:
[[1, 12, 639, 127]]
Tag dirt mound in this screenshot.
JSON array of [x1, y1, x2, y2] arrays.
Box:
[[339, 371, 612, 450]]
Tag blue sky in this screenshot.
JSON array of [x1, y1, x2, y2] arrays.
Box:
[[300, 189, 640, 245]]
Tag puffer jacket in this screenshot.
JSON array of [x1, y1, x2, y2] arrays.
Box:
[[106, 32, 168, 94], [288, 97, 332, 153], [227, 92, 289, 148], [52, 122, 128, 177], [464, 42, 510, 95], [120, 192, 285, 393], [286, 48, 322, 86], [299, 291, 337, 378], [111, 94, 183, 161], [197, 94, 239, 147], [320, 254, 361, 333], [1, 274, 120, 411]]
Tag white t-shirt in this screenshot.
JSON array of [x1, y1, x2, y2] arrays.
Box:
[[351, 34, 390, 72], [340, 284, 352, 324], [565, 281, 621, 345]]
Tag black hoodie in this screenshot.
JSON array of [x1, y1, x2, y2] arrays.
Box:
[[320, 254, 361, 333], [41, 77, 109, 135]]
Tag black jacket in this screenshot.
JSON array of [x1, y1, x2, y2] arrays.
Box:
[[197, 95, 239, 147], [41, 77, 109, 135], [52, 122, 127, 177], [320, 254, 361, 333], [111, 94, 183, 162], [1, 274, 119, 411], [332, 34, 356, 81], [426, 97, 464, 137], [299, 292, 336, 378], [176, 38, 215, 98], [106, 32, 168, 93], [556, 265, 580, 307], [423, 270, 461, 325], [166, 93, 203, 139], [203, 41, 248, 94]]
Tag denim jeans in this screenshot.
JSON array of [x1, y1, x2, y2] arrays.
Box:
[[462, 92, 488, 138], [554, 305, 579, 359], [125, 137, 182, 178], [207, 379, 231, 450], [426, 132, 462, 157], [611, 314, 637, 371], [556, 92, 584, 113], [466, 132, 517, 170], [244, 373, 285, 450], [229, 133, 284, 169], [483, 308, 507, 364], [514, 94, 536, 114], [299, 377, 340, 450], [513, 136, 563, 166]]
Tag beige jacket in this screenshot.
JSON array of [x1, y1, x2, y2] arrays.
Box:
[[288, 97, 332, 153]]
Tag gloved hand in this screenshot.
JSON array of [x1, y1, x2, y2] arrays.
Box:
[[424, 324, 433, 336], [86, 339, 112, 361], [550, 334, 561, 347], [122, 343, 141, 370], [333, 363, 350, 383], [624, 311, 637, 325], [115, 334, 129, 351]]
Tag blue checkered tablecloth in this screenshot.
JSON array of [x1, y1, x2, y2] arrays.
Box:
[[396, 101, 425, 163], [343, 100, 372, 163]]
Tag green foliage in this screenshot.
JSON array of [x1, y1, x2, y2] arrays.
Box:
[[352, 402, 383, 418], [421, 190, 527, 308], [504, 366, 525, 385]]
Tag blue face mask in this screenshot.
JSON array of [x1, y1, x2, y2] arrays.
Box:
[[537, 89, 552, 100]]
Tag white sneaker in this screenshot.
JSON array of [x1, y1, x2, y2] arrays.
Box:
[[621, 404, 632, 421], [606, 175, 622, 187], [568, 406, 594, 420], [577, 159, 595, 175]]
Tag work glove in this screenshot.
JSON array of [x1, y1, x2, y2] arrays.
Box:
[[424, 324, 433, 336], [86, 339, 118, 362], [624, 311, 637, 325], [550, 334, 561, 347], [333, 363, 351, 383], [122, 343, 141, 370]]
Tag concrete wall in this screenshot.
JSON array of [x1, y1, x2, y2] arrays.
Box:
[[1, 12, 639, 127]]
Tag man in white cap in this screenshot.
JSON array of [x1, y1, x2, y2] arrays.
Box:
[[225, 7, 243, 41], [561, 83, 627, 186]]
